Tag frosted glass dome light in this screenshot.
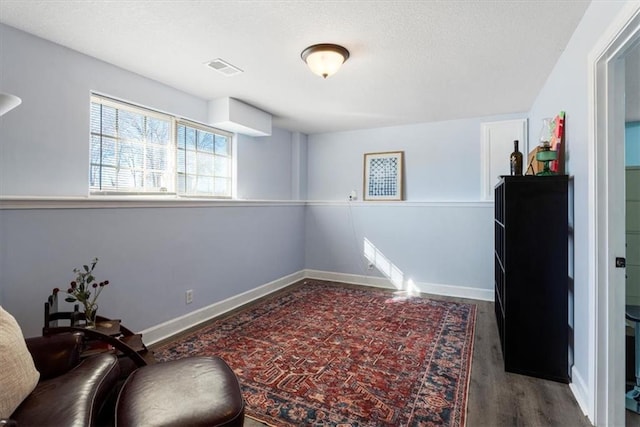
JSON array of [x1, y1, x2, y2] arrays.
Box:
[[301, 44, 350, 79]]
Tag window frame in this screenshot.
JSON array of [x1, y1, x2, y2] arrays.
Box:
[[89, 94, 233, 199]]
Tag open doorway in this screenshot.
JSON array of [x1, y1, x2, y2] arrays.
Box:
[[591, 4, 640, 426], [625, 43, 640, 426]]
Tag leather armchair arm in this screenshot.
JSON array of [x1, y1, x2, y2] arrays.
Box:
[[25, 332, 83, 380]]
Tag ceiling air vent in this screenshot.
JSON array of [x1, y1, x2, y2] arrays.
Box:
[[205, 58, 243, 76]]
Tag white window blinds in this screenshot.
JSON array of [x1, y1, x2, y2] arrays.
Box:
[[90, 95, 232, 197]]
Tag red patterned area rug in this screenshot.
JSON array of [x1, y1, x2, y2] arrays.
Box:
[[154, 280, 476, 426]]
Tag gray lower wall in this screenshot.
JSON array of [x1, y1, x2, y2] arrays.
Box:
[[0, 204, 306, 337], [305, 203, 493, 293]]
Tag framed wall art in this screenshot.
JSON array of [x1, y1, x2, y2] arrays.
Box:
[[363, 151, 404, 201]]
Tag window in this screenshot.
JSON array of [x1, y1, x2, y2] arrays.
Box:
[[90, 95, 232, 197], [90, 96, 173, 193], [177, 121, 231, 196]]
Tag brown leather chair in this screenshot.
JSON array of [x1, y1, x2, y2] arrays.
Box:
[[116, 356, 244, 427], [3, 332, 243, 427], [4, 333, 121, 426]]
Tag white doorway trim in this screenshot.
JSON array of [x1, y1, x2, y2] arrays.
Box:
[[589, 3, 640, 426]]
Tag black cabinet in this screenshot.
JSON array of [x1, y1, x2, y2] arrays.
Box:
[[494, 175, 569, 383]]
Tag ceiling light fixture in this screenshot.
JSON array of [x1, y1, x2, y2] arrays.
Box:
[[301, 44, 349, 79], [0, 92, 22, 116]]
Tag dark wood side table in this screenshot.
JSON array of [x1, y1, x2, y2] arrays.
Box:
[[78, 317, 155, 367], [43, 294, 154, 368]]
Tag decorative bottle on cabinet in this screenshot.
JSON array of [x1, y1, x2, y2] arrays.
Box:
[[494, 175, 569, 383], [510, 140, 523, 176]]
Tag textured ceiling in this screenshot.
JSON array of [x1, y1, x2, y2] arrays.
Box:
[[0, 0, 591, 134]]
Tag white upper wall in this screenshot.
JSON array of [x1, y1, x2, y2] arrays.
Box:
[[308, 114, 524, 202], [0, 24, 207, 197], [0, 23, 298, 199], [236, 129, 293, 200]]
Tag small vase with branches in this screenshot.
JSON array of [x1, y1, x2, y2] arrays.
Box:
[[53, 257, 110, 328]]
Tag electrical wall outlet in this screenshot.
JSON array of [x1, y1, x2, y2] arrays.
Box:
[[185, 289, 194, 304]]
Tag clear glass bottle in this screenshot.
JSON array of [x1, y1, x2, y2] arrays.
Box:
[[510, 140, 523, 176]]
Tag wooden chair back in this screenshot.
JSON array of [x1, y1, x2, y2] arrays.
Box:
[[43, 293, 80, 335]]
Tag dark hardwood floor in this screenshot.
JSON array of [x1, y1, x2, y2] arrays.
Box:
[[464, 297, 590, 427], [212, 284, 593, 427], [472, 299, 636, 427]]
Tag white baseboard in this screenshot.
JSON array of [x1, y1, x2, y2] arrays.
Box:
[[141, 269, 493, 345], [569, 366, 591, 420], [303, 269, 494, 301], [304, 269, 398, 290], [140, 270, 305, 345]]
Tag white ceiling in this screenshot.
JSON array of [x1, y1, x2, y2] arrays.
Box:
[[0, 0, 592, 135]]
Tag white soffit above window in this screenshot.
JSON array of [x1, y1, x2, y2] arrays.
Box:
[[208, 97, 272, 137]]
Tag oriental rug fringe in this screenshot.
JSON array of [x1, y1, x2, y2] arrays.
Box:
[[154, 280, 476, 426]]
